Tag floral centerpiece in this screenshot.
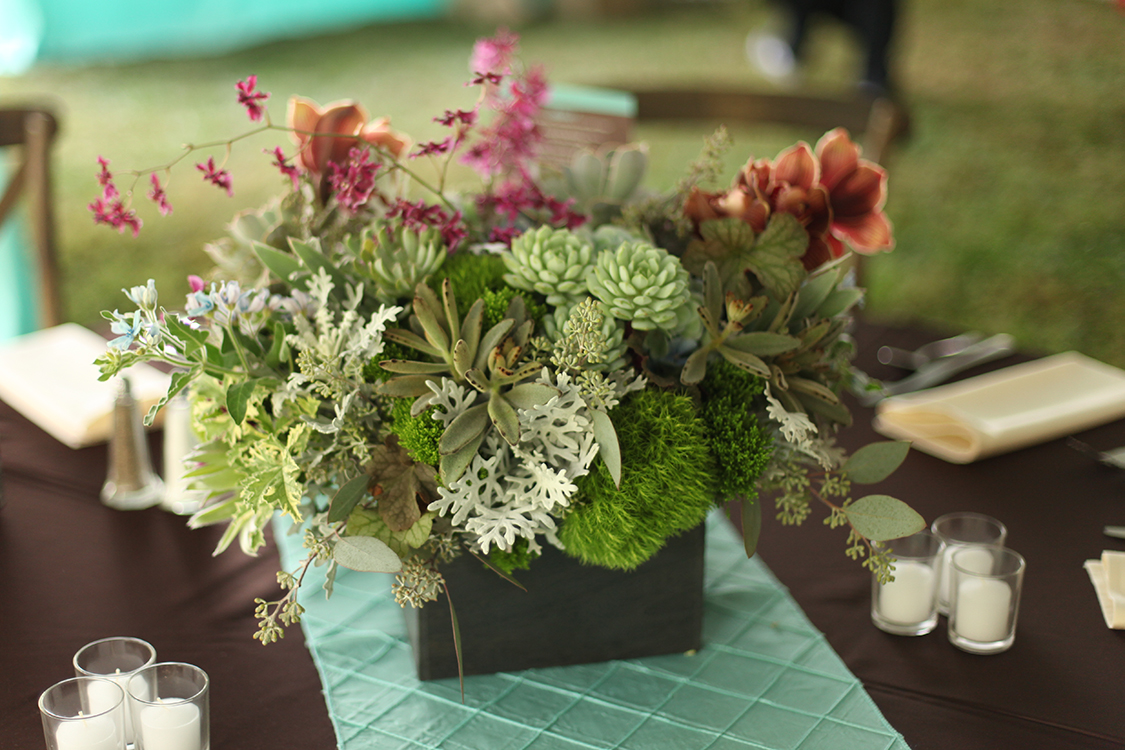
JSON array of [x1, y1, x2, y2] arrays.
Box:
[[93, 32, 922, 656]]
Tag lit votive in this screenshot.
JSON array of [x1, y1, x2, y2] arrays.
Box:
[[55, 715, 118, 750], [138, 701, 201, 750]]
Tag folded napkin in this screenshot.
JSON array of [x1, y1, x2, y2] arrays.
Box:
[[872, 352, 1125, 464], [1085, 551, 1125, 629]]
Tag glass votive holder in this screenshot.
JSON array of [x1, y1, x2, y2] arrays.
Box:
[[39, 676, 126, 750], [74, 637, 157, 747], [932, 512, 1008, 614], [127, 662, 209, 750], [871, 531, 943, 636], [948, 546, 1026, 654]]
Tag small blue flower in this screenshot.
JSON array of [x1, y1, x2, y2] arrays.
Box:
[[185, 287, 215, 318], [108, 310, 153, 350]]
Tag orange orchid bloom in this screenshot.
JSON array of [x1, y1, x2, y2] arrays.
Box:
[[286, 96, 411, 176], [815, 127, 894, 257]]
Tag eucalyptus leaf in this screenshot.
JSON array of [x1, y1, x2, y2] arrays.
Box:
[[327, 474, 372, 524], [843, 441, 911, 484], [742, 496, 762, 558], [332, 536, 402, 573], [842, 495, 925, 542], [590, 408, 622, 487]]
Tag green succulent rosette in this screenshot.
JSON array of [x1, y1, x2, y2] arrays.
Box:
[[502, 226, 596, 307], [586, 241, 692, 332], [366, 220, 446, 302], [543, 299, 629, 371]]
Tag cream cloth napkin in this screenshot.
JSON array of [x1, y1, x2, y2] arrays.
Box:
[[872, 352, 1125, 464], [1084, 551, 1125, 629]]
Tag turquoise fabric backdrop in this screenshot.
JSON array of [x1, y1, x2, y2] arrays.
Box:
[[1, 0, 450, 72]]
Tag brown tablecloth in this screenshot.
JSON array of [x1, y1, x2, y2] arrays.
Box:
[[2, 320, 1124, 749]]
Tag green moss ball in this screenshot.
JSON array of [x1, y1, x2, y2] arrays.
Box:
[[559, 388, 719, 570]]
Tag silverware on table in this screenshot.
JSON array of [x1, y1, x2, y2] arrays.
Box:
[[858, 333, 1017, 406], [1067, 438, 1125, 470], [1104, 526, 1125, 540], [877, 332, 984, 370]]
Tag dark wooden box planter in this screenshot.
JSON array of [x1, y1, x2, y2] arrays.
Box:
[[404, 523, 705, 680]]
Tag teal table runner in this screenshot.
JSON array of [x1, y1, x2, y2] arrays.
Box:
[[274, 511, 910, 750]]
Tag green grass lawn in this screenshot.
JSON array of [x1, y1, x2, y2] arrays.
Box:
[[3, 0, 1124, 364]]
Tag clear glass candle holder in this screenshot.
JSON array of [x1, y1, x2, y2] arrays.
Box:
[[127, 662, 209, 750], [39, 676, 126, 750], [931, 512, 1007, 614], [871, 531, 943, 636], [74, 637, 156, 747], [948, 546, 1026, 654]]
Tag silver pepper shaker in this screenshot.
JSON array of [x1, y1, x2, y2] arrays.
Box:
[[100, 376, 164, 510]]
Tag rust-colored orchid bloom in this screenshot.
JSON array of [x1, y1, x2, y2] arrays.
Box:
[[815, 127, 894, 257], [286, 96, 411, 176], [683, 129, 893, 272]]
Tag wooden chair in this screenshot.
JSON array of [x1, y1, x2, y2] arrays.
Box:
[[628, 88, 909, 166], [0, 107, 62, 329]]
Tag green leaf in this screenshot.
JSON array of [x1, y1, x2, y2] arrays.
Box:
[[332, 536, 402, 573], [413, 291, 450, 352], [716, 346, 770, 378], [590, 408, 622, 487], [724, 331, 801, 357], [465, 547, 528, 591], [817, 287, 865, 319], [254, 241, 304, 286], [843, 441, 912, 484], [226, 378, 259, 426], [327, 474, 372, 524], [700, 217, 757, 253], [265, 321, 292, 369], [703, 261, 723, 329], [440, 403, 490, 455], [789, 267, 840, 322], [606, 145, 647, 201], [383, 328, 444, 359], [785, 376, 841, 406], [445, 582, 465, 703], [346, 507, 435, 557], [488, 394, 521, 446], [680, 347, 710, 385], [379, 360, 452, 375], [187, 496, 240, 528], [842, 495, 925, 542], [504, 382, 559, 411], [742, 213, 808, 298], [742, 496, 761, 558], [144, 368, 196, 426], [378, 375, 439, 399], [289, 237, 349, 295], [440, 430, 487, 485]]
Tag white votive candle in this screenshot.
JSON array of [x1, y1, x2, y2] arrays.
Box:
[[55, 715, 118, 750], [956, 578, 1012, 643], [878, 561, 936, 623], [941, 546, 993, 605], [139, 701, 201, 750]]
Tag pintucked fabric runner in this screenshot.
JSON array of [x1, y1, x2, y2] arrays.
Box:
[[274, 511, 910, 750]]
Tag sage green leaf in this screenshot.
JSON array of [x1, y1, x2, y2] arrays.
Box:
[[446, 583, 465, 702], [378, 359, 451, 375], [590, 408, 622, 487], [187, 496, 239, 528], [724, 331, 801, 357], [742, 213, 808, 297], [378, 375, 439, 398], [383, 328, 443, 359], [680, 347, 710, 385], [163, 311, 207, 353], [790, 267, 840, 322], [797, 319, 832, 350], [254, 241, 304, 285], [817, 287, 865, 319], [327, 474, 372, 524], [440, 430, 487, 484], [225, 378, 259, 426], [794, 391, 853, 427], [452, 339, 473, 377], [413, 292, 450, 352], [742, 496, 761, 558], [505, 382, 559, 411], [843, 441, 911, 484], [717, 347, 770, 378], [415, 282, 447, 330], [465, 547, 528, 591], [843, 495, 925, 542], [569, 151, 606, 198], [475, 318, 514, 370], [606, 145, 647, 201], [266, 321, 291, 369], [439, 402, 490, 455], [786, 376, 842, 405], [488, 394, 521, 445], [767, 291, 798, 333], [442, 279, 460, 343], [461, 299, 484, 359], [289, 237, 348, 294], [703, 261, 723, 327], [332, 536, 402, 573]]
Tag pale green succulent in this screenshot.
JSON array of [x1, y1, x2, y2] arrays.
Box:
[[564, 144, 648, 226], [361, 221, 446, 303], [544, 298, 628, 372], [502, 226, 596, 307], [586, 241, 693, 332]]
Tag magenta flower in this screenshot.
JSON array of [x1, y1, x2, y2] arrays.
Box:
[[236, 75, 270, 122], [89, 189, 142, 237], [96, 156, 117, 199], [266, 147, 300, 189], [188, 275, 206, 293], [196, 157, 233, 196], [147, 174, 173, 216], [328, 147, 381, 214], [470, 28, 519, 79]]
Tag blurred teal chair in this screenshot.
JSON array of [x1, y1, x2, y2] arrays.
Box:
[[0, 107, 61, 340]]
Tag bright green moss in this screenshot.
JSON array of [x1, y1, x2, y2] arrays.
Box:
[[560, 388, 719, 570], [362, 340, 413, 383], [434, 251, 507, 308], [481, 286, 547, 331], [488, 536, 540, 576], [703, 397, 773, 502], [389, 398, 443, 467], [701, 357, 766, 405]]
